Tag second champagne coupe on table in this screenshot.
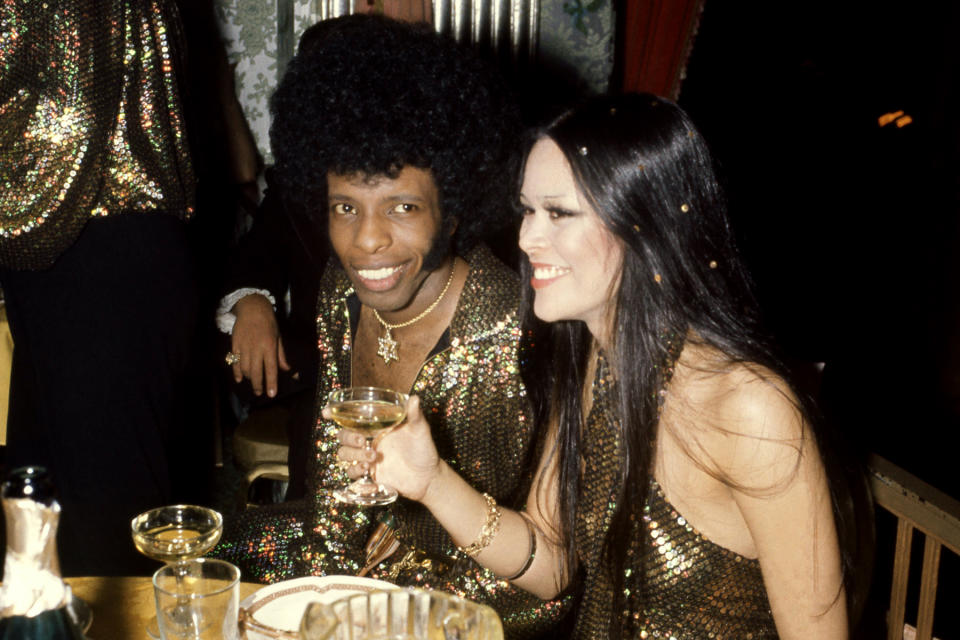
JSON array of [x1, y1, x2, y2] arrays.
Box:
[[131, 505, 224, 638], [328, 386, 408, 506]]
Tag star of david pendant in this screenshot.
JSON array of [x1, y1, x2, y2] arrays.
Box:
[[377, 328, 399, 365]]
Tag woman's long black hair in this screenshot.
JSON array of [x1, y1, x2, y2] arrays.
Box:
[[519, 93, 871, 632]]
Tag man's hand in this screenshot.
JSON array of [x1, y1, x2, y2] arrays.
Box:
[[230, 294, 290, 397]]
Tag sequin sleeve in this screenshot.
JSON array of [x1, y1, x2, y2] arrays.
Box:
[[363, 248, 571, 638], [213, 248, 573, 637], [375, 319, 572, 639], [306, 249, 574, 636], [0, 0, 195, 269], [302, 268, 375, 575], [211, 268, 370, 582]]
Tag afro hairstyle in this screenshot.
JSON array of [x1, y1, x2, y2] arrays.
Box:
[[269, 14, 523, 255]]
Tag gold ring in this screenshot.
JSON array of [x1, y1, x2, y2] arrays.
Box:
[[225, 352, 240, 366]]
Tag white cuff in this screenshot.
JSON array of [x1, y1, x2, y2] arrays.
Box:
[[216, 288, 277, 334]]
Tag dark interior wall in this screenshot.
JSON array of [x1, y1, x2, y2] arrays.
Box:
[[677, 5, 959, 636], [677, 0, 960, 489]]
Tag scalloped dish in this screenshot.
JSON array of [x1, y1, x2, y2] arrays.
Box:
[[238, 575, 396, 640]]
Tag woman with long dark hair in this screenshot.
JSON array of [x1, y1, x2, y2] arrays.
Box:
[[340, 93, 867, 638]]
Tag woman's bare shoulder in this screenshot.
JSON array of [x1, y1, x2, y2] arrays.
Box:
[[666, 344, 809, 490], [673, 344, 801, 432]]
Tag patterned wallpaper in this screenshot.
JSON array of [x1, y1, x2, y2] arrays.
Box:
[[540, 0, 614, 95], [213, 0, 614, 164]]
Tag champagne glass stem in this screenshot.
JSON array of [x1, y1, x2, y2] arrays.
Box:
[[174, 559, 189, 584], [171, 560, 196, 631], [361, 437, 376, 483]]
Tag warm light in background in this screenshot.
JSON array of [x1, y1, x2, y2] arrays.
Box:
[[878, 110, 904, 126], [878, 110, 912, 128]]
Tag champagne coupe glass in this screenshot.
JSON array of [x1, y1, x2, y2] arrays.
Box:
[[329, 386, 408, 506], [131, 505, 224, 638]]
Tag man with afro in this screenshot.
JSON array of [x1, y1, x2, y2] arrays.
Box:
[[215, 15, 569, 638]]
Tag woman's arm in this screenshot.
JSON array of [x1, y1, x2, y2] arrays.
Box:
[[709, 373, 847, 639], [332, 395, 568, 599]]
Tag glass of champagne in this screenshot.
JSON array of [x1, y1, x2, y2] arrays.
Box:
[[329, 386, 408, 506], [131, 505, 224, 638]]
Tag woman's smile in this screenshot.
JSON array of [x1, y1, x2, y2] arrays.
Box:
[[529, 263, 572, 289], [519, 138, 623, 343]]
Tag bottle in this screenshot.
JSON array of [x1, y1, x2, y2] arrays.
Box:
[[0, 467, 85, 639]]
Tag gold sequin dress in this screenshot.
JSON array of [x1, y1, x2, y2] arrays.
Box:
[[215, 246, 571, 638], [0, 0, 195, 269], [573, 355, 779, 639]]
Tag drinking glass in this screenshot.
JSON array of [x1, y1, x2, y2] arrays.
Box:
[[328, 386, 407, 506], [154, 558, 240, 640], [299, 588, 504, 640], [131, 505, 224, 638]]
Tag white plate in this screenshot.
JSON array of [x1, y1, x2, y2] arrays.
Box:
[[238, 575, 396, 640]]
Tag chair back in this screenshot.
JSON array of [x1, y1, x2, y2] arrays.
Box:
[[869, 454, 960, 640]]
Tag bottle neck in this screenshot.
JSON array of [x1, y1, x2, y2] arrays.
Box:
[[0, 468, 69, 618]]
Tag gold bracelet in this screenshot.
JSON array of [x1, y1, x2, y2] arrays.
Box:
[[503, 513, 537, 581], [458, 493, 501, 557]]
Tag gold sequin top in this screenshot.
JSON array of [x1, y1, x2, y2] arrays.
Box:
[[214, 246, 571, 638], [573, 355, 778, 639], [0, 0, 195, 269]]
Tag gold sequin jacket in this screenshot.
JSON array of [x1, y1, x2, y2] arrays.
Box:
[[0, 0, 195, 269], [573, 355, 778, 639], [214, 246, 570, 638]]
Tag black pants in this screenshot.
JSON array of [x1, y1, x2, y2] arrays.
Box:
[[0, 213, 204, 576]]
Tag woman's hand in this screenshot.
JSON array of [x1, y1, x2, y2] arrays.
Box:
[[332, 396, 567, 597], [328, 395, 441, 502]]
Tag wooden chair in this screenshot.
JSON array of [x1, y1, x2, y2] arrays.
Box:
[[869, 454, 960, 640]]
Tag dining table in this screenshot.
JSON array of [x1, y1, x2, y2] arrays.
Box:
[[66, 576, 261, 639], [1, 303, 12, 445]]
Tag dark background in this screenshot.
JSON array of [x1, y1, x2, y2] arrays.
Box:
[[677, 2, 959, 636], [679, 1, 959, 492]]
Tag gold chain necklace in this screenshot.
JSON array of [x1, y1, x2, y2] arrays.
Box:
[[372, 262, 457, 365]]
